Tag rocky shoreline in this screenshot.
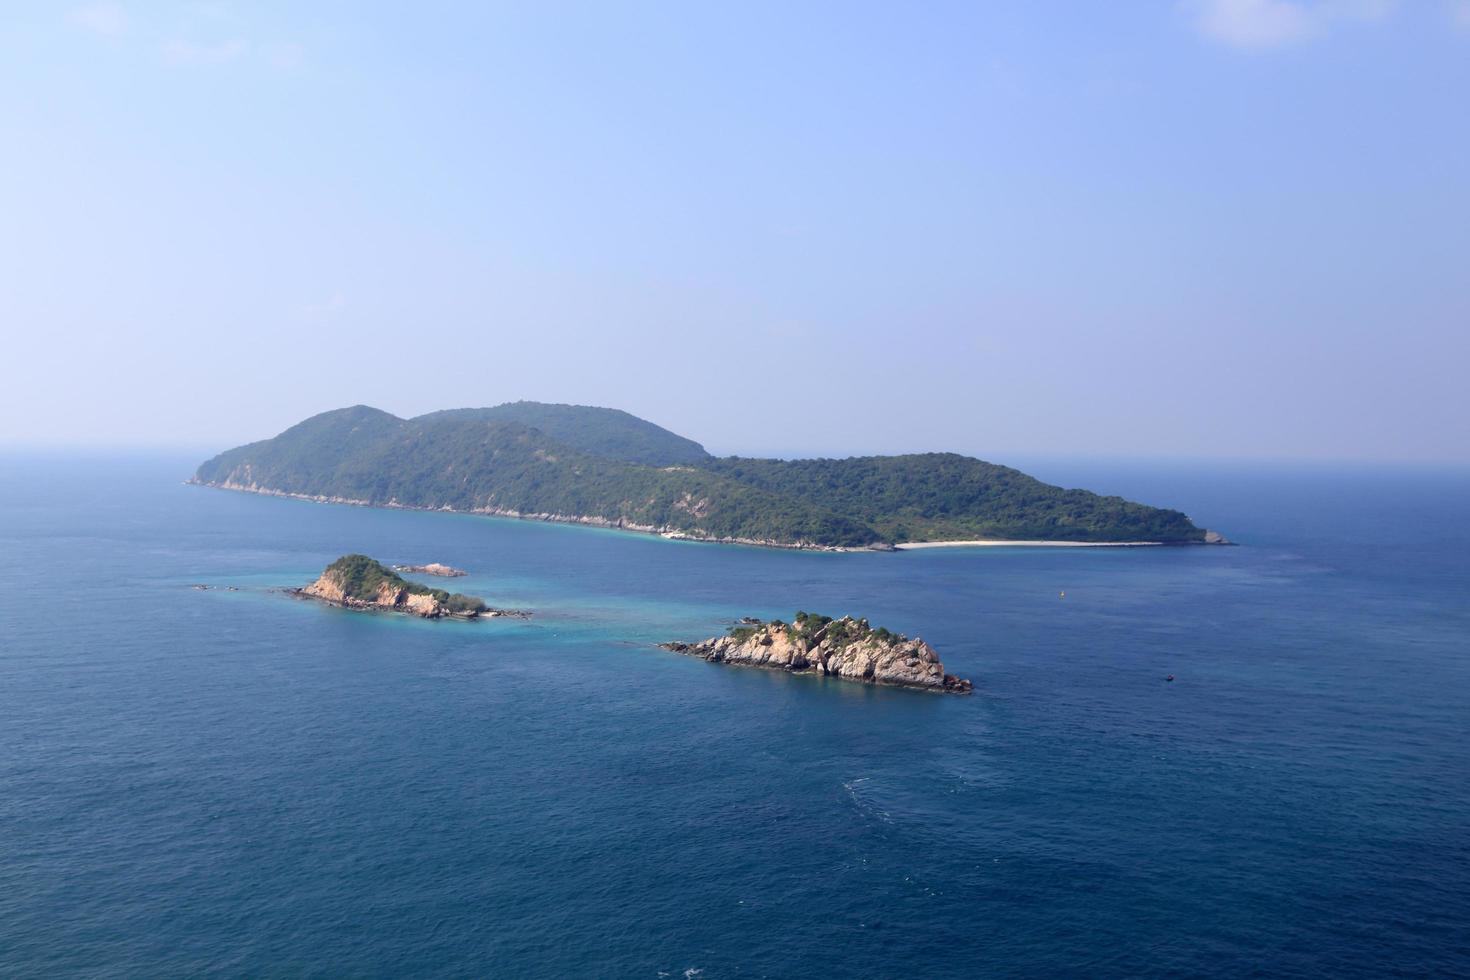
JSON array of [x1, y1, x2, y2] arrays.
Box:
[[187, 478, 887, 551], [189, 480, 1227, 552], [289, 585, 527, 619], [663, 613, 972, 693], [294, 554, 528, 620]]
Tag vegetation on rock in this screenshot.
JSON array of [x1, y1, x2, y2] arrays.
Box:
[[670, 612, 973, 692], [415, 401, 709, 466], [321, 554, 486, 614]]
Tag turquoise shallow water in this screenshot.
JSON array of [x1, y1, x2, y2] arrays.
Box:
[[1, 454, 1467, 977]]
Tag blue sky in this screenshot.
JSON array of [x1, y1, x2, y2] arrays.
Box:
[[1, 1, 1466, 461]]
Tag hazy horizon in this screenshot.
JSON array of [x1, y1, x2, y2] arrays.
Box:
[[6, 400, 1469, 472], [3, 2, 1467, 463]]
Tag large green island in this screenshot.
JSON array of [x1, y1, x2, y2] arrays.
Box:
[[193, 402, 1226, 550]]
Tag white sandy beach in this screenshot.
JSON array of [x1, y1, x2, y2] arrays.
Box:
[[895, 540, 1164, 550]]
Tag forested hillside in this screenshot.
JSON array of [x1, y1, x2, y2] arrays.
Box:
[[194, 403, 1209, 547]]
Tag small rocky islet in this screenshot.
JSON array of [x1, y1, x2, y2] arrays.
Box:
[[663, 611, 972, 693], [286, 560, 964, 693], [292, 554, 526, 620], [392, 562, 468, 577]]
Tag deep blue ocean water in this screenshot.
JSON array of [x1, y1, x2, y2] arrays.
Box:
[[1, 453, 1467, 978]]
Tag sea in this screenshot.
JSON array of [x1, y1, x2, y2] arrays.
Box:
[[1, 453, 1467, 978]]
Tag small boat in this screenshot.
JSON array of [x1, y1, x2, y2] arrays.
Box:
[[1165, 674, 1175, 682]]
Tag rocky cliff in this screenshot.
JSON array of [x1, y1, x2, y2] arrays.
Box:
[[663, 612, 972, 693], [302, 572, 455, 617]]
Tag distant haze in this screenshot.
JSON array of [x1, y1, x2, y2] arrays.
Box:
[[2, 3, 1467, 462]]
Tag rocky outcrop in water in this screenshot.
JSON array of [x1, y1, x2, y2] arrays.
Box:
[[663, 612, 972, 693], [392, 562, 468, 577], [293, 554, 526, 620], [301, 573, 452, 617]]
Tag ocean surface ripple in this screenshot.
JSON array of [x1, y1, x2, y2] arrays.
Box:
[[1, 455, 1467, 977]]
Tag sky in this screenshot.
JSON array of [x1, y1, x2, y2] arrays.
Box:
[[1, 1, 1467, 462]]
